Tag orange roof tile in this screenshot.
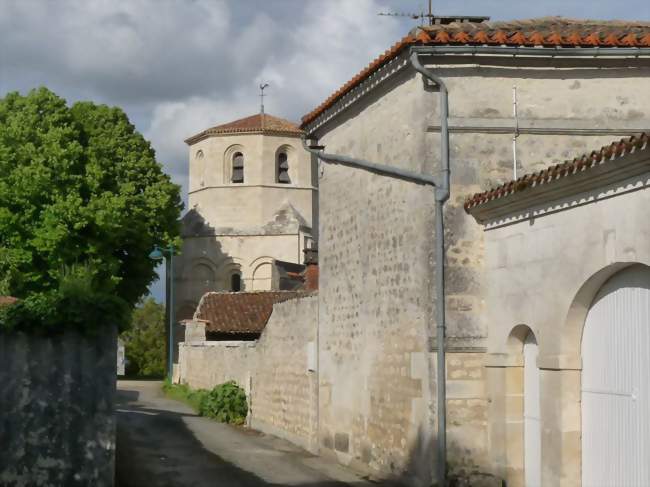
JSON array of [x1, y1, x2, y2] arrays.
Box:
[[185, 113, 303, 145], [301, 17, 650, 128], [463, 133, 650, 212], [193, 291, 305, 335]]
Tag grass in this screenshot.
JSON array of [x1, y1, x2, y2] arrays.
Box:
[[162, 379, 209, 413]]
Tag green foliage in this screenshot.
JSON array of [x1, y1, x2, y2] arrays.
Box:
[[0, 87, 182, 308], [199, 381, 249, 425], [162, 380, 209, 413], [0, 264, 131, 334], [120, 297, 165, 377], [162, 380, 248, 425]]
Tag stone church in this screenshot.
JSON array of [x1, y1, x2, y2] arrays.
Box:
[[173, 113, 318, 321]]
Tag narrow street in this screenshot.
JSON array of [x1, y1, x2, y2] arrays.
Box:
[[116, 381, 380, 487]]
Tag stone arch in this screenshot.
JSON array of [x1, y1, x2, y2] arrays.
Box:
[[183, 257, 217, 281], [503, 324, 540, 485], [275, 144, 296, 184], [223, 144, 245, 184], [250, 256, 274, 291], [563, 262, 648, 361], [194, 149, 206, 187], [507, 324, 536, 357], [216, 258, 244, 291]]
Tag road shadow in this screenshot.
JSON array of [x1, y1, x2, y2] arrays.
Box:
[[115, 386, 403, 487]]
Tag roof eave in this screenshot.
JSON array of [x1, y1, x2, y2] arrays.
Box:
[[185, 129, 305, 146], [301, 44, 650, 134], [466, 148, 650, 224]]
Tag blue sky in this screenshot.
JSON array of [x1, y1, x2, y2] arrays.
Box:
[[1, 0, 648, 301]]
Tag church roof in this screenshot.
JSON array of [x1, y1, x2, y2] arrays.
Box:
[[185, 113, 304, 145], [301, 17, 650, 129]]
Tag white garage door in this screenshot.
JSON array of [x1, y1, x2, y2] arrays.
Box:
[[581, 265, 650, 487]]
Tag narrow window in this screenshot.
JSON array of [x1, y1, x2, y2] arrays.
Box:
[[231, 273, 241, 292], [232, 152, 244, 183], [277, 152, 290, 184]]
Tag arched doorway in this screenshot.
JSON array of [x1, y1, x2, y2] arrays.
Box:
[[524, 332, 541, 487], [581, 264, 650, 486]]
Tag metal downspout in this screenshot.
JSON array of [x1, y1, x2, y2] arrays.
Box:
[[300, 139, 438, 187], [410, 50, 450, 487]]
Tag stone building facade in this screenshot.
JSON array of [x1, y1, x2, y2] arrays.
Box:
[[465, 134, 650, 486], [174, 113, 318, 321], [299, 16, 650, 487]]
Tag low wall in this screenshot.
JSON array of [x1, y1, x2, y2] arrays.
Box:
[[177, 294, 318, 452], [0, 326, 117, 487], [251, 295, 318, 452]]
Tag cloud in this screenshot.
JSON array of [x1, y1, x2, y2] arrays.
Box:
[[4, 0, 648, 300]]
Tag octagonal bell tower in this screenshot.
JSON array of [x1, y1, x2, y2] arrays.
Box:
[[173, 113, 318, 320]]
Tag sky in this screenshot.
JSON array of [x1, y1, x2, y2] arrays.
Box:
[[1, 0, 648, 300]]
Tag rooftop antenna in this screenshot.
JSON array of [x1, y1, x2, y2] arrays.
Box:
[[378, 1, 489, 26], [259, 82, 269, 115], [378, 0, 432, 25]]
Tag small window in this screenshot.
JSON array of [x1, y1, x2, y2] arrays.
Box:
[[195, 149, 204, 160], [231, 273, 241, 292], [277, 152, 290, 184], [232, 152, 244, 183]]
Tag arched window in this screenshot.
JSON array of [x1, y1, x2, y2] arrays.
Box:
[[232, 152, 244, 183], [277, 152, 290, 184], [231, 273, 242, 292]]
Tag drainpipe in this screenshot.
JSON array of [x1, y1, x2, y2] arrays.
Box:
[[301, 139, 438, 187], [301, 48, 451, 487], [409, 50, 450, 487]]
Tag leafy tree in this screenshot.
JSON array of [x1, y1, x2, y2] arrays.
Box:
[[0, 87, 182, 306], [120, 297, 165, 377]]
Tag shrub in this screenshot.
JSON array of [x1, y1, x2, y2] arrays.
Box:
[[199, 381, 248, 425], [0, 265, 130, 334], [162, 380, 209, 412]]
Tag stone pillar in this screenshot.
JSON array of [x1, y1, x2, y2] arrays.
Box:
[[538, 354, 582, 486], [485, 353, 524, 487]]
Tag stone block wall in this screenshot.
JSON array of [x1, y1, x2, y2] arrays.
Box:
[[177, 340, 256, 391], [177, 294, 318, 451], [250, 294, 318, 452], [0, 327, 117, 487]]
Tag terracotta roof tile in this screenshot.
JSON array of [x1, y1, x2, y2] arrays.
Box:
[[463, 133, 650, 212], [185, 113, 303, 145], [193, 291, 305, 334], [301, 17, 650, 128]]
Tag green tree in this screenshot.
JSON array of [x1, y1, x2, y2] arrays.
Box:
[[120, 297, 165, 377], [0, 87, 182, 306]]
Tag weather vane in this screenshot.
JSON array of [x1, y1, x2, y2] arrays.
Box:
[[259, 83, 269, 114]]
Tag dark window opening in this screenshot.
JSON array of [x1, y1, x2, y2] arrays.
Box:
[[232, 152, 244, 183], [277, 152, 290, 184], [231, 273, 241, 292]]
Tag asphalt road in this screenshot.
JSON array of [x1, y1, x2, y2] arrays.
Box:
[[115, 380, 379, 487]]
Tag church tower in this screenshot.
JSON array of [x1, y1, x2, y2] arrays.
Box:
[[173, 113, 317, 320]]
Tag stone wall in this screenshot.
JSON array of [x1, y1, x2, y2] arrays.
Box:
[[0, 326, 117, 487], [177, 294, 318, 452], [306, 51, 650, 486], [250, 294, 318, 452], [476, 165, 650, 486]]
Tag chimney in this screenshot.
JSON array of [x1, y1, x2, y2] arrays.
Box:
[[303, 246, 318, 291]]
